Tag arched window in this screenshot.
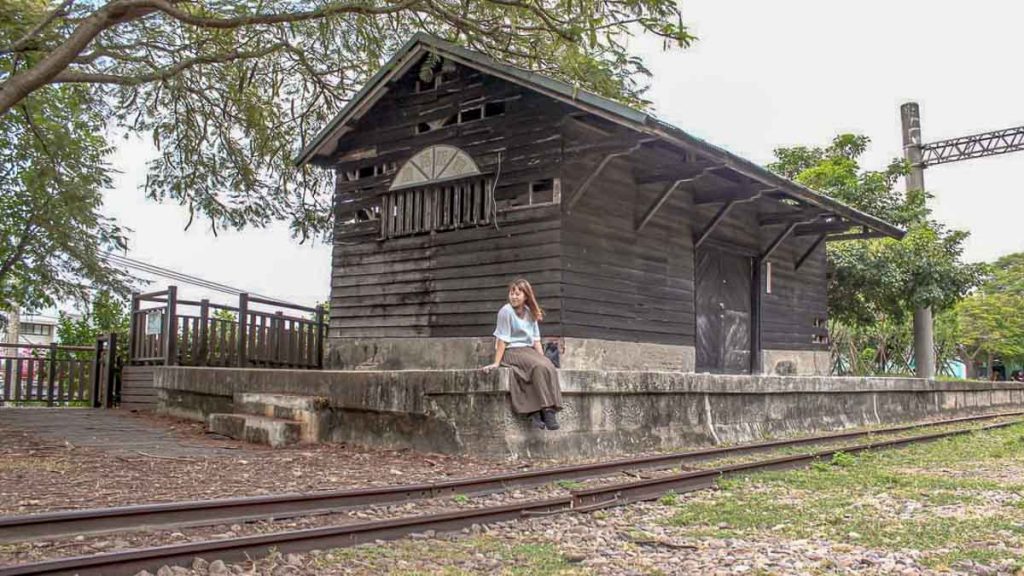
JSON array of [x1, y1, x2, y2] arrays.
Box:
[[381, 146, 492, 239], [390, 145, 481, 191]]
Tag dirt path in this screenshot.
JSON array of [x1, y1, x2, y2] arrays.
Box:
[[0, 408, 521, 515]]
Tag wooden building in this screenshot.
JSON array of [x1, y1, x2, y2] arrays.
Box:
[[296, 34, 903, 376]]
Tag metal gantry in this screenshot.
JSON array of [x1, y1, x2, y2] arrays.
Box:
[[920, 125, 1024, 167]]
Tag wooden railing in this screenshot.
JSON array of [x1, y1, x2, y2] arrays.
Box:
[[128, 287, 325, 370], [0, 336, 117, 407]]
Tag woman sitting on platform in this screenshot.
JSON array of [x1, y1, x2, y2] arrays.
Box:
[[482, 278, 563, 430]]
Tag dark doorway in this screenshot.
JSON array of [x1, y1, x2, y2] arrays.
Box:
[[695, 247, 752, 373]]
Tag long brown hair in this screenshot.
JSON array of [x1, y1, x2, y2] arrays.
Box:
[[509, 278, 544, 322]]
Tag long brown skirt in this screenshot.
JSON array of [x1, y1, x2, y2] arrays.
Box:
[[501, 346, 562, 414]]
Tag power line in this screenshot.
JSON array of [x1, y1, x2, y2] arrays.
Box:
[[105, 254, 245, 295], [102, 253, 300, 305]]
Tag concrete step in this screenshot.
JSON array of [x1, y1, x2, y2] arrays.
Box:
[[232, 393, 331, 443], [233, 392, 326, 418], [208, 413, 302, 448]]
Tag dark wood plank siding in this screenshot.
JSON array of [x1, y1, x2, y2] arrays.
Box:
[[331, 208, 562, 338], [329, 59, 569, 338], [120, 366, 157, 410], [760, 238, 829, 351], [560, 152, 696, 346]]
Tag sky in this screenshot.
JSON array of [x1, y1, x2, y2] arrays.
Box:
[[100, 0, 1024, 310]]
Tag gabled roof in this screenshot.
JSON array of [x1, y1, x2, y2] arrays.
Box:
[[297, 33, 904, 239]]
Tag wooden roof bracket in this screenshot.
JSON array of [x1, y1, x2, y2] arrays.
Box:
[[794, 234, 827, 271], [635, 165, 726, 232], [761, 221, 800, 262], [762, 214, 824, 262], [564, 138, 658, 213], [693, 191, 763, 249]]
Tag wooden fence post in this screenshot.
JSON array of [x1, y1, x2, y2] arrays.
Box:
[[165, 286, 178, 366], [127, 291, 140, 363], [315, 305, 325, 369], [274, 311, 284, 365], [237, 293, 249, 368], [90, 337, 103, 408], [199, 299, 210, 366], [46, 342, 57, 406], [105, 332, 118, 408]]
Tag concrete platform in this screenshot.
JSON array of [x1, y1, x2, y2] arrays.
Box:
[[152, 366, 1024, 460]]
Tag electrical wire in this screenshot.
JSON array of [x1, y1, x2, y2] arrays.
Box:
[[101, 253, 299, 305], [104, 254, 243, 295]]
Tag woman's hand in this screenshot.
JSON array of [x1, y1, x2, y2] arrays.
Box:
[[481, 362, 501, 373]]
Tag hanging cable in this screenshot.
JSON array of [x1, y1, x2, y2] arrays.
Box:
[[101, 253, 297, 304]]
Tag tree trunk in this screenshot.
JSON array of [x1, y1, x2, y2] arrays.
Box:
[[963, 347, 981, 380]]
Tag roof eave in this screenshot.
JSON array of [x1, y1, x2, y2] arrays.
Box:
[[294, 34, 432, 167], [645, 120, 906, 240]]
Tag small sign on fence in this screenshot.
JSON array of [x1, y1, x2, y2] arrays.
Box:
[[145, 311, 163, 335]]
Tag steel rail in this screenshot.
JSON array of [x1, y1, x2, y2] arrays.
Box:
[[4, 418, 1019, 576], [1, 411, 1021, 545], [570, 419, 1022, 510], [0, 498, 575, 576]]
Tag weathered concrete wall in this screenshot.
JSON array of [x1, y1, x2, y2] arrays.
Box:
[[326, 337, 494, 370], [327, 336, 694, 372], [559, 339, 694, 372], [153, 366, 1024, 460], [761, 349, 832, 376]]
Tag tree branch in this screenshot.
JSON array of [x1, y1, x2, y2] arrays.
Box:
[[480, 0, 574, 42], [133, 0, 420, 29], [0, 0, 76, 56], [53, 43, 288, 85], [0, 220, 36, 285], [0, 0, 421, 116], [0, 1, 133, 116]]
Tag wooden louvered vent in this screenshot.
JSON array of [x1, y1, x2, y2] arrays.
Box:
[[380, 178, 493, 238]]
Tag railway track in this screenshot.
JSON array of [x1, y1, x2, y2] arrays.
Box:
[[2, 410, 1018, 545], [1, 413, 1021, 576]]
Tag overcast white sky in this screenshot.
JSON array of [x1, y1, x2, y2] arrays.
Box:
[[100, 0, 1024, 309]]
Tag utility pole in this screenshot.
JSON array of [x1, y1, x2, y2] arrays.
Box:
[[896, 102, 1024, 378], [900, 102, 935, 379]]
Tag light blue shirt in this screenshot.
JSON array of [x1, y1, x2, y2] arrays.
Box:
[[493, 304, 540, 348]]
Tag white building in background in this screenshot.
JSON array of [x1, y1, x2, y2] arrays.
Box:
[[2, 309, 60, 347], [18, 314, 59, 346]]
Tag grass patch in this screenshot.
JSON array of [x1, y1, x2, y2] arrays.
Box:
[[0, 457, 68, 473], [555, 480, 583, 491], [667, 423, 1024, 569], [499, 542, 573, 575], [313, 536, 581, 575]]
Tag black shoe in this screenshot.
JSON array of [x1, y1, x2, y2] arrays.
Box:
[[541, 408, 560, 431], [529, 411, 546, 430]]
